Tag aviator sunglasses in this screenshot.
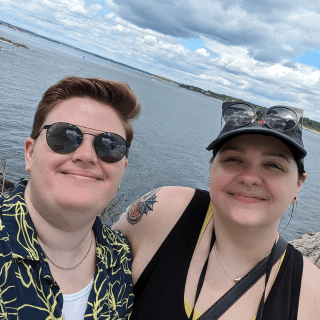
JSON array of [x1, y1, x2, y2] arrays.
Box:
[[222, 102, 302, 132], [38, 122, 130, 163]]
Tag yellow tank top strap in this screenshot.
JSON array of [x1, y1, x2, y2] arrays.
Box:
[[195, 201, 214, 248], [184, 296, 202, 320]]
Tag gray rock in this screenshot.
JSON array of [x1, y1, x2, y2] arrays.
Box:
[[289, 232, 320, 268]]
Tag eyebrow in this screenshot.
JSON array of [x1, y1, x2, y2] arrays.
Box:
[[220, 146, 291, 164], [220, 145, 244, 153], [262, 152, 291, 164]]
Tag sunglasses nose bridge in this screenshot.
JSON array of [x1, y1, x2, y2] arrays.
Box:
[[71, 132, 99, 164], [80, 132, 100, 152], [82, 132, 97, 138], [81, 132, 98, 145]]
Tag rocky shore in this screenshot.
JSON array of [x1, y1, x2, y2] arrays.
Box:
[[0, 37, 29, 49], [1, 179, 319, 268], [289, 233, 320, 268]]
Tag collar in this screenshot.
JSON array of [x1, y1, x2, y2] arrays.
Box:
[[93, 214, 129, 270], [1, 178, 42, 261]]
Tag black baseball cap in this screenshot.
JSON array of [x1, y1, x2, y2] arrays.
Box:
[[206, 102, 307, 161]]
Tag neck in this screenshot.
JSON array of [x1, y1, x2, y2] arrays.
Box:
[[212, 210, 279, 269], [24, 185, 96, 254]]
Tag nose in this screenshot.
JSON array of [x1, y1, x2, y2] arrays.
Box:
[[236, 163, 262, 188], [71, 134, 98, 165]]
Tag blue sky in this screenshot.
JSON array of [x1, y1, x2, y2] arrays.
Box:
[[1, 0, 320, 121], [297, 50, 320, 69]]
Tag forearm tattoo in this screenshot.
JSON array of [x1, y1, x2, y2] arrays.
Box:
[[126, 188, 162, 225]]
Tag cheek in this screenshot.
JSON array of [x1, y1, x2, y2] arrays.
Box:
[[208, 167, 230, 199], [265, 176, 299, 207], [103, 160, 126, 183], [32, 153, 68, 176], [209, 164, 233, 186]]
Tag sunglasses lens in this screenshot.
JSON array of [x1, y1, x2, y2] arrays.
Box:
[[94, 132, 127, 163], [266, 107, 298, 132], [224, 104, 255, 126], [46, 123, 82, 154]]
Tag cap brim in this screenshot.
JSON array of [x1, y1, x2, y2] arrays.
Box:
[[207, 126, 307, 160]]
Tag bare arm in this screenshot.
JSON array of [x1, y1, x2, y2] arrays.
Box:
[[298, 257, 320, 319], [113, 186, 195, 284]]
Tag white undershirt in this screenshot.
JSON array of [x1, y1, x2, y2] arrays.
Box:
[[62, 278, 94, 320]]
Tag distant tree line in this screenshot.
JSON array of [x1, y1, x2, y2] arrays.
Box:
[[303, 117, 320, 132], [179, 84, 261, 107], [153, 75, 178, 84]]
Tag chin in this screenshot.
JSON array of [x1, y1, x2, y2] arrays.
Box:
[[227, 209, 268, 227], [55, 190, 101, 211], [61, 200, 104, 217]]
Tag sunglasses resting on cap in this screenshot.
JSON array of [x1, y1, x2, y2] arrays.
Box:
[[207, 101, 307, 161]]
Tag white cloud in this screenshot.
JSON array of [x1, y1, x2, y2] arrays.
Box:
[[60, 0, 87, 15], [142, 35, 157, 45], [1, 0, 320, 121], [196, 48, 209, 58]]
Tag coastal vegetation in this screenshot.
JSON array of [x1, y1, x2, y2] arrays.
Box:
[[152, 75, 178, 85], [303, 117, 320, 132]]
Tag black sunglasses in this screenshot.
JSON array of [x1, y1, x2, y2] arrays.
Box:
[[222, 102, 302, 132], [38, 122, 130, 163]]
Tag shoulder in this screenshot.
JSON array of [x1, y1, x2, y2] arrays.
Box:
[[301, 257, 320, 295], [113, 186, 197, 253], [298, 257, 320, 319], [114, 186, 196, 235], [113, 186, 200, 283]]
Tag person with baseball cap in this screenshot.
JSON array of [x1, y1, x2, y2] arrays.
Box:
[[115, 101, 320, 320]]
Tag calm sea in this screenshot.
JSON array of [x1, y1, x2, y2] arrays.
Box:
[[1, 25, 319, 240]]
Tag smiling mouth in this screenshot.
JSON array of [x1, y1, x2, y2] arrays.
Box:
[[228, 192, 267, 201], [61, 172, 102, 180]]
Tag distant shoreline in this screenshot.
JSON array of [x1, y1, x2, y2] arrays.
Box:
[[303, 127, 320, 135]]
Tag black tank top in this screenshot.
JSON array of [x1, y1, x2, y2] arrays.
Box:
[[131, 189, 303, 320]]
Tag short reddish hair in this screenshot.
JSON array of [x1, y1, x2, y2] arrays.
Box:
[[30, 76, 141, 156]]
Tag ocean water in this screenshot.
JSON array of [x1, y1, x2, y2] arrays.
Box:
[[1, 25, 320, 240]]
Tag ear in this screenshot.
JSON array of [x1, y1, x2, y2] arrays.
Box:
[[25, 137, 35, 172], [292, 172, 307, 203], [124, 158, 128, 169]]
